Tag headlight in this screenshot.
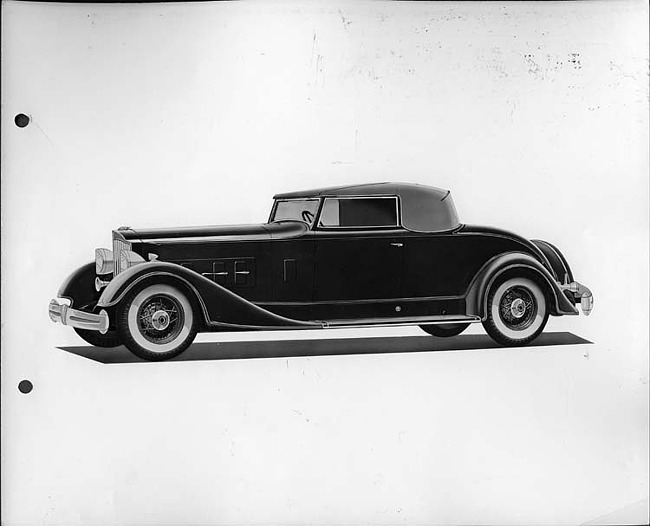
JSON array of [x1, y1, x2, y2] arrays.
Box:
[[119, 250, 145, 270], [95, 248, 114, 275]]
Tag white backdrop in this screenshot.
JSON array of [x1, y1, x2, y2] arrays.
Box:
[[2, 1, 648, 525]]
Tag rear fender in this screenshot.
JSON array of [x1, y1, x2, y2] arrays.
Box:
[[531, 239, 574, 283], [97, 261, 320, 330], [466, 252, 578, 319]]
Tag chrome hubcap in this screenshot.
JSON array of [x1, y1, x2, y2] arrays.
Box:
[[510, 298, 526, 319], [151, 310, 170, 331]]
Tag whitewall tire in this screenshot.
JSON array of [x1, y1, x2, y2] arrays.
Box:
[[482, 276, 549, 346], [118, 283, 198, 361]]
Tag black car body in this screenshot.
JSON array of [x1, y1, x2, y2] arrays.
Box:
[[49, 183, 593, 360]]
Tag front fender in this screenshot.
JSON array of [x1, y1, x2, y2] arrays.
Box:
[[58, 262, 99, 309], [97, 261, 321, 329], [466, 252, 578, 319]]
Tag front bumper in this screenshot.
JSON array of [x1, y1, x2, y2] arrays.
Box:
[[561, 281, 594, 315], [49, 299, 109, 333]]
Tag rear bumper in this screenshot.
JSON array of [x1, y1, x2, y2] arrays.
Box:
[[48, 299, 109, 333], [560, 281, 593, 315]]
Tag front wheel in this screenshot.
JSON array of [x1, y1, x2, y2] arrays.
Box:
[[74, 328, 122, 348], [482, 276, 549, 346], [420, 323, 469, 338], [117, 283, 198, 361]]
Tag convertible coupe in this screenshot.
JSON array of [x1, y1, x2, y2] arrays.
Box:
[[49, 183, 593, 361]]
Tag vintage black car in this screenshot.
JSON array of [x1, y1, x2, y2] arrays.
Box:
[[49, 183, 593, 361]]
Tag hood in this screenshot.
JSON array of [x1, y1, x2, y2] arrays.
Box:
[[117, 221, 308, 243]]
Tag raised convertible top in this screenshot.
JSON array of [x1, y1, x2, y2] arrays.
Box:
[[273, 182, 460, 232]]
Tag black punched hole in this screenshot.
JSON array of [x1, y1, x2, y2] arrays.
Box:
[[15, 114, 30, 128], [18, 380, 33, 394]]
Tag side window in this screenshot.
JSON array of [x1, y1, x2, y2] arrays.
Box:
[[318, 197, 398, 228], [318, 198, 340, 227]]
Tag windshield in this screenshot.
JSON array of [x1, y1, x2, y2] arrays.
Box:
[[270, 199, 320, 225]]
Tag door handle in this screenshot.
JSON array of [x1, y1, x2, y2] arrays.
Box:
[[390, 243, 403, 247]]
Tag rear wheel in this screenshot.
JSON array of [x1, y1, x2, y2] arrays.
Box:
[[117, 283, 198, 361], [420, 323, 470, 338], [482, 276, 549, 346]]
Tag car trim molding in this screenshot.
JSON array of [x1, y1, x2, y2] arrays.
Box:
[[322, 315, 481, 328], [255, 294, 465, 307]]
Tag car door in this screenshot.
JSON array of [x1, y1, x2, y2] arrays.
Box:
[[312, 196, 405, 320], [399, 232, 467, 317]]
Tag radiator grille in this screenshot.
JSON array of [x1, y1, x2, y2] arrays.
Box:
[[112, 236, 131, 276]]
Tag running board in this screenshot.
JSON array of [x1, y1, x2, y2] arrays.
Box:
[[322, 315, 481, 329]]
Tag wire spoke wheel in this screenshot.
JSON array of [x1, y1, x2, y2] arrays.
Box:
[[498, 286, 537, 331], [482, 276, 549, 346], [136, 294, 184, 345], [118, 283, 198, 361]]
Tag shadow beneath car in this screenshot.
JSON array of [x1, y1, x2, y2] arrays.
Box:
[[57, 331, 593, 364]]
